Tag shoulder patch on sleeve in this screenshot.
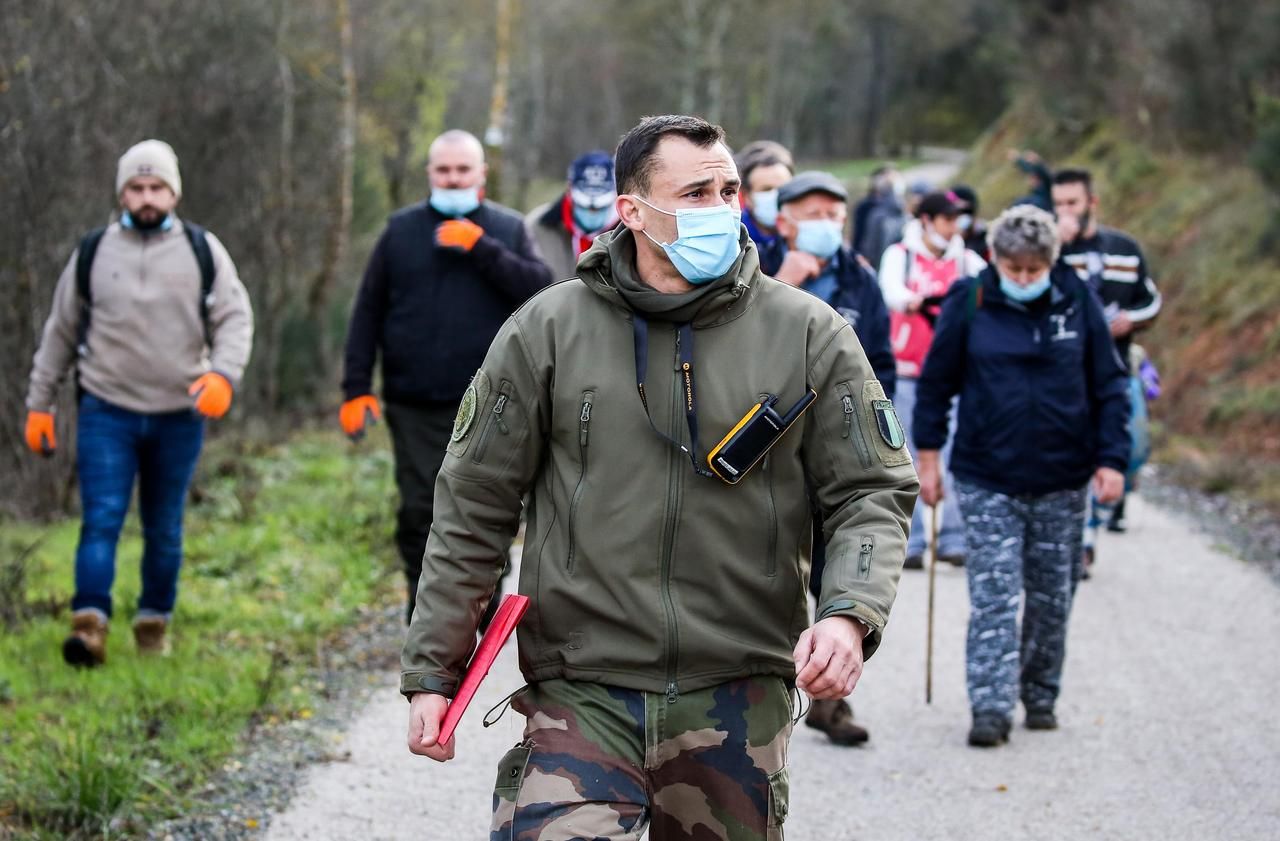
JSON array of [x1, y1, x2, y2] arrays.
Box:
[[861, 380, 912, 467], [447, 370, 490, 458]]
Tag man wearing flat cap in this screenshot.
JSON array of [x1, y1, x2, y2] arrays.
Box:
[[758, 169, 897, 746]]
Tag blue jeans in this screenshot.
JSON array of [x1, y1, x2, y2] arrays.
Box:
[[73, 393, 205, 618], [895, 377, 965, 557]]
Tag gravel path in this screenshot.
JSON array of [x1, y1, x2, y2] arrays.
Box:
[[263, 494, 1280, 840]]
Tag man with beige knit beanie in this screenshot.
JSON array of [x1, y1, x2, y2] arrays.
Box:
[[24, 139, 254, 667]]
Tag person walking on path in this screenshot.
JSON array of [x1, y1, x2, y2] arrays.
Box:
[[1053, 167, 1162, 549], [401, 115, 917, 839], [24, 139, 254, 667], [857, 166, 909, 268], [734, 139, 795, 250], [913, 204, 1129, 747], [760, 170, 896, 395], [526, 150, 618, 280], [340, 129, 553, 625], [758, 169, 896, 747], [878, 191, 987, 570]]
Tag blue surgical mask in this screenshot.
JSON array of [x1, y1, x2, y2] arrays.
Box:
[[573, 204, 612, 232], [999, 271, 1052, 302], [635, 197, 742, 284], [121, 211, 173, 233], [430, 187, 481, 217], [793, 219, 844, 259], [750, 190, 779, 228]]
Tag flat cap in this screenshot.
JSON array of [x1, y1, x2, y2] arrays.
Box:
[[778, 170, 848, 206]]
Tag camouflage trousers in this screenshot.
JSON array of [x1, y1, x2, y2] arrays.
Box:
[[490, 677, 793, 840], [955, 480, 1087, 717]]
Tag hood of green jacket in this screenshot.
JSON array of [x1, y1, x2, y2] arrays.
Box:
[[576, 226, 759, 326]]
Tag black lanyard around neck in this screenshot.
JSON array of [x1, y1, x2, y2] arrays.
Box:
[[632, 316, 713, 478]]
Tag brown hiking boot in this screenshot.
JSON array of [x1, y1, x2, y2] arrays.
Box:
[[804, 698, 870, 746], [132, 615, 170, 656], [62, 609, 108, 667]]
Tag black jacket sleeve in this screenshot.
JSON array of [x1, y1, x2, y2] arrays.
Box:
[[341, 229, 389, 400], [1083, 286, 1132, 472], [913, 280, 970, 450], [468, 220, 554, 305], [1126, 244, 1162, 325]]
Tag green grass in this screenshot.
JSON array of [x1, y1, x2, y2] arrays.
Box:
[[0, 429, 401, 838]]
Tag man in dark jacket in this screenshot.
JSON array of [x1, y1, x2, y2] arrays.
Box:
[[760, 171, 896, 397], [1053, 166, 1162, 541], [734, 140, 794, 249], [758, 170, 895, 747], [340, 129, 552, 622]]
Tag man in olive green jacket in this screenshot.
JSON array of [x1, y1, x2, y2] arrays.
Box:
[[402, 115, 917, 840]]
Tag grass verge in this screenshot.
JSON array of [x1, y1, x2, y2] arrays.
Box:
[[0, 428, 400, 839]]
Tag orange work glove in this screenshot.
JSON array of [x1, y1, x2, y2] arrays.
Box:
[[25, 411, 56, 456], [188, 372, 234, 419], [436, 219, 485, 252], [340, 395, 381, 441]]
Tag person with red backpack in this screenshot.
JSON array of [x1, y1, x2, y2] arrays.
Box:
[[877, 191, 986, 568], [24, 139, 254, 667]]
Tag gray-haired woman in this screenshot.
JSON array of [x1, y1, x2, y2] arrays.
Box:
[[912, 205, 1129, 747]]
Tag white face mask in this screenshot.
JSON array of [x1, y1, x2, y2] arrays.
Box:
[[925, 224, 950, 252]]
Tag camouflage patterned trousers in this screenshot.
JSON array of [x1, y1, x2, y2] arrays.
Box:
[[954, 480, 1088, 717], [491, 677, 793, 840]]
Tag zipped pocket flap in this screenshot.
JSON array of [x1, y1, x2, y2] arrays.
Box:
[[578, 390, 595, 449], [837, 381, 873, 470], [473, 379, 514, 464], [857, 535, 874, 581]]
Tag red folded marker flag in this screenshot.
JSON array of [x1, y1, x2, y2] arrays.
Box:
[[438, 594, 530, 745]]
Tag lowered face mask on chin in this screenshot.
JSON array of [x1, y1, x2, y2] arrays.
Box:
[[430, 186, 481, 217], [121, 210, 173, 233], [634, 196, 742, 284], [999, 270, 1052, 302], [924, 223, 951, 252]]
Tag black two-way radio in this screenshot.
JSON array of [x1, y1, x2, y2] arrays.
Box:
[[707, 388, 818, 484]]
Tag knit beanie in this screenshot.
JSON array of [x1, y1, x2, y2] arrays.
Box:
[[116, 140, 182, 198]]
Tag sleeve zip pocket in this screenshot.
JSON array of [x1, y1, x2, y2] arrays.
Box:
[[472, 381, 513, 464], [839, 382, 873, 470], [857, 535, 874, 581]]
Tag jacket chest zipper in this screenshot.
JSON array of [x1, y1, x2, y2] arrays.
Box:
[[660, 329, 683, 704], [763, 455, 778, 578], [566, 391, 594, 574], [472, 387, 510, 464]]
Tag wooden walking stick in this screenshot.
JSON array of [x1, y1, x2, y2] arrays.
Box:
[[926, 503, 939, 704]]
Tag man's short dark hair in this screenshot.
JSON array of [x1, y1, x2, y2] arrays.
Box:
[[734, 140, 794, 188], [615, 115, 727, 196], [1052, 167, 1093, 196]]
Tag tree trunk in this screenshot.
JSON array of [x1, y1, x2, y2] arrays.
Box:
[[307, 0, 356, 378], [484, 0, 514, 204]]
